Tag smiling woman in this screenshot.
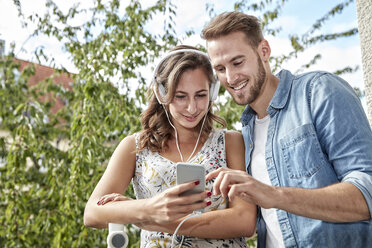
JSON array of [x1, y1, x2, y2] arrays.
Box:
[[83, 45, 257, 248]]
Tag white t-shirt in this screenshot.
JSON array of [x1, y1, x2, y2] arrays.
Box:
[[251, 115, 285, 248]]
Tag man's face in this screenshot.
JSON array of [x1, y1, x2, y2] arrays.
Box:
[[207, 31, 266, 106]]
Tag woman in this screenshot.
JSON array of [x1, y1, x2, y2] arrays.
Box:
[[84, 45, 256, 247]]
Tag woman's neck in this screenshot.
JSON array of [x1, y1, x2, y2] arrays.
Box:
[[176, 129, 200, 144]]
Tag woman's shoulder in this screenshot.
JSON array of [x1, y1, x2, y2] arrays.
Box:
[[128, 132, 145, 147], [116, 134, 137, 153], [209, 129, 242, 141], [224, 130, 244, 151], [225, 130, 243, 142], [208, 129, 243, 149], [224, 130, 245, 170], [107, 134, 137, 168], [121, 133, 136, 143], [208, 128, 225, 142]]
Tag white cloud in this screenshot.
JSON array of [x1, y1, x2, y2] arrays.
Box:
[[174, 0, 208, 31], [271, 15, 304, 35], [266, 35, 292, 57], [178, 34, 204, 47], [267, 34, 363, 91], [0, 0, 28, 48], [331, 19, 358, 33]]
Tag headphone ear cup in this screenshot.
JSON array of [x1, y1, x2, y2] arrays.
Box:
[[158, 83, 166, 98], [153, 82, 166, 104], [209, 80, 220, 101]]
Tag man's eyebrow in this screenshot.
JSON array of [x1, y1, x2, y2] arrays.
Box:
[[229, 55, 245, 63], [213, 55, 245, 69]]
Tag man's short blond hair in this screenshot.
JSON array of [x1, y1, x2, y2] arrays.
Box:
[[201, 11, 264, 48]]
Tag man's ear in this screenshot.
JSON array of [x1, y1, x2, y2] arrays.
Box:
[[258, 40, 271, 62]]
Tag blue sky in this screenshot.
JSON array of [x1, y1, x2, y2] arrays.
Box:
[[278, 0, 359, 48], [0, 0, 364, 100]]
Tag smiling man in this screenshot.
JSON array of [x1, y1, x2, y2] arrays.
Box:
[[203, 11, 372, 248]]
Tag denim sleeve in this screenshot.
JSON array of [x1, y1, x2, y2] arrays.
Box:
[[310, 72, 372, 220], [342, 171, 372, 220]]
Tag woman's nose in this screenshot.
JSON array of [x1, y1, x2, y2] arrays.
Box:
[[187, 99, 197, 114]]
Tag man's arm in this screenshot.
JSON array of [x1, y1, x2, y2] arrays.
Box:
[[309, 73, 372, 220], [275, 182, 369, 222], [207, 168, 371, 222]]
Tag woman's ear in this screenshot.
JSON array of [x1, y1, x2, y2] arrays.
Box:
[[258, 40, 271, 62]]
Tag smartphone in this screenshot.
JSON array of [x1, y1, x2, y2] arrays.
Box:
[[176, 162, 205, 197]]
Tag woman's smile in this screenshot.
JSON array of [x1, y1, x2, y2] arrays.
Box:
[[183, 113, 200, 122]]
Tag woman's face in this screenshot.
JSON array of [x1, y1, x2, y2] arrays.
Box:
[[169, 68, 210, 131]]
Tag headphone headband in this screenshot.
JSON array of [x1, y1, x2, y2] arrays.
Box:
[[152, 49, 210, 79], [152, 49, 219, 104]]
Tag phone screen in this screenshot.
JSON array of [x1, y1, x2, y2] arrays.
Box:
[[176, 163, 205, 197]]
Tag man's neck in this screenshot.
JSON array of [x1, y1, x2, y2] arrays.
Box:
[[250, 74, 279, 119]]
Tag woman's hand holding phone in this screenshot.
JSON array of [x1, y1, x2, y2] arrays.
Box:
[[97, 164, 210, 224]]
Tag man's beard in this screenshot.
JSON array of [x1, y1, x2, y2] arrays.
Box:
[[235, 54, 266, 105]]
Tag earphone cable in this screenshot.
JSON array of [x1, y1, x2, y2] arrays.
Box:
[[171, 211, 202, 248], [162, 104, 209, 162], [163, 106, 184, 162]]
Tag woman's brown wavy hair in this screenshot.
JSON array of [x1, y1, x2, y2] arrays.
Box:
[[138, 45, 226, 153]]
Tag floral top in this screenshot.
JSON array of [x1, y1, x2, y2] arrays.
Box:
[[132, 129, 248, 248]]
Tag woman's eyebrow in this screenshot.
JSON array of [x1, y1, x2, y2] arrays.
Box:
[[175, 89, 208, 94]]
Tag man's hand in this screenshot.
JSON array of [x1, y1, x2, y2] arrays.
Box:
[[206, 167, 278, 209]]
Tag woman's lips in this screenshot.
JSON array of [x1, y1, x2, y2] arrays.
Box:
[[184, 113, 199, 122]]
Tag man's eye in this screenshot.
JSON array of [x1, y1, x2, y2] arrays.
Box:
[[217, 67, 225, 72]]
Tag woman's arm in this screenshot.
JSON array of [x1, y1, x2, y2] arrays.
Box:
[[84, 135, 209, 228], [135, 131, 257, 238], [84, 135, 146, 228]]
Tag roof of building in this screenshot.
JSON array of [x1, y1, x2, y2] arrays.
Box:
[[14, 58, 74, 114]]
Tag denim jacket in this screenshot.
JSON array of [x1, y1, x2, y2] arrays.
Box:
[[241, 70, 372, 248]]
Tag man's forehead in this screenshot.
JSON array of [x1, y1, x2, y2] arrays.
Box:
[[207, 45, 244, 66]]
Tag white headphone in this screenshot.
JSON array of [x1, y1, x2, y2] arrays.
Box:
[[152, 49, 220, 104], [107, 223, 128, 248]]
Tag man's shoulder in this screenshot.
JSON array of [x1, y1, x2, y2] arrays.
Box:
[[292, 70, 332, 84], [276, 69, 333, 91], [293, 70, 353, 95], [288, 70, 346, 94]]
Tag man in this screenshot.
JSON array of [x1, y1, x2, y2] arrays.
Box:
[[203, 11, 372, 248]]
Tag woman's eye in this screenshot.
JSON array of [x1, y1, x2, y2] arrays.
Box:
[[234, 61, 242, 66], [175, 95, 186, 99], [196, 94, 207, 98]]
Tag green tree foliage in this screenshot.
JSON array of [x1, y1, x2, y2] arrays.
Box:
[[0, 0, 357, 247], [1, 0, 177, 247]]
